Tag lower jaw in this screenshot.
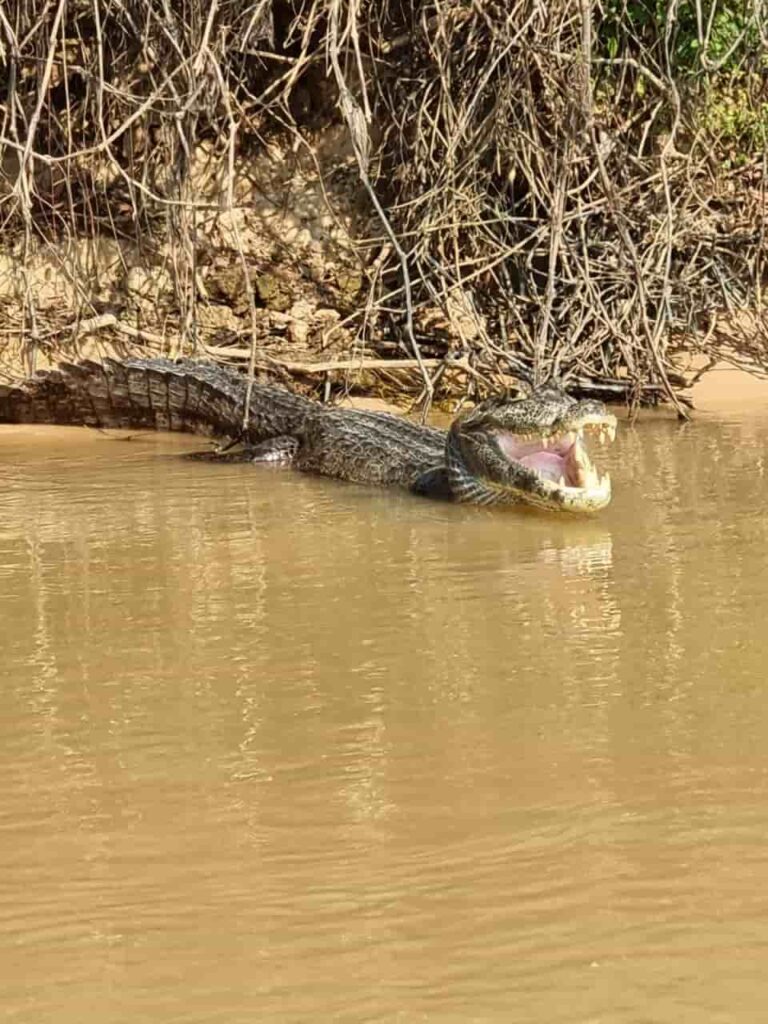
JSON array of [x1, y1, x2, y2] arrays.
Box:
[[500, 483, 612, 513], [555, 485, 612, 512], [453, 471, 611, 512]]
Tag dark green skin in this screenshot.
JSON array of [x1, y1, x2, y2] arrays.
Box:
[[0, 359, 613, 512]]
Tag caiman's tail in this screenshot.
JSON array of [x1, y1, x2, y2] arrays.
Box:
[[0, 358, 308, 441]]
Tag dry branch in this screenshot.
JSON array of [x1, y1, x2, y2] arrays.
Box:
[[0, 0, 766, 409]]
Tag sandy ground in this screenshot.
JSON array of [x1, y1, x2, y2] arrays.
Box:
[[689, 364, 768, 413]]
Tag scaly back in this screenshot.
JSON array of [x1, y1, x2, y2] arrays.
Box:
[[0, 358, 314, 442]]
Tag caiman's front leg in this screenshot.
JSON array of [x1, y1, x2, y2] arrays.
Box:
[[409, 465, 454, 500], [188, 435, 300, 465]]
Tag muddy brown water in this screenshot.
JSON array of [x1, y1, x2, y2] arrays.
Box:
[[3, 405, 768, 1023]]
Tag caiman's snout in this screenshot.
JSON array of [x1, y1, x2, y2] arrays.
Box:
[[449, 389, 618, 512]]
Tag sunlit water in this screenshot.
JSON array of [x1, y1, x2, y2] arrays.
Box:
[[2, 410, 768, 1022]]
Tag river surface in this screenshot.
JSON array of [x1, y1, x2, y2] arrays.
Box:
[[2, 406, 768, 1023]]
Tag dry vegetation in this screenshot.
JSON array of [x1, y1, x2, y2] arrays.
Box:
[[0, 0, 766, 412]]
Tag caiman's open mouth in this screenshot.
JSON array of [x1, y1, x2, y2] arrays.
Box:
[[495, 413, 617, 505]]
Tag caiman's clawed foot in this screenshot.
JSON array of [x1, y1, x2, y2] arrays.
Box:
[[187, 435, 299, 465]]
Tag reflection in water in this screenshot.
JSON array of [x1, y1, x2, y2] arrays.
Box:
[[2, 414, 768, 1021]]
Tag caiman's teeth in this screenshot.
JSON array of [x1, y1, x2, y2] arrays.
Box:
[[550, 468, 610, 495], [573, 439, 590, 467], [565, 419, 616, 445]]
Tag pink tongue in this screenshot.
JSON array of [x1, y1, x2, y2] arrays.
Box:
[[519, 452, 566, 482]]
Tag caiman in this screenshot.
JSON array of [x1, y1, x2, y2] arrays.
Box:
[[0, 358, 617, 512]]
